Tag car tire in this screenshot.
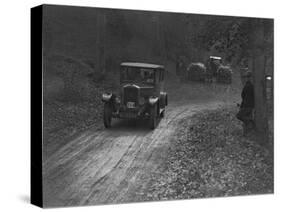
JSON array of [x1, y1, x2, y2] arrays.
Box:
[[149, 105, 157, 129], [103, 103, 112, 128], [160, 108, 165, 118]]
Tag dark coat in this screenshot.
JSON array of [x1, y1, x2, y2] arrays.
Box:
[[241, 81, 255, 109]]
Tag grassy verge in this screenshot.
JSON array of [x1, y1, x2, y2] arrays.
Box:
[[137, 106, 273, 201], [42, 54, 121, 158], [43, 82, 118, 158], [43, 93, 101, 158]]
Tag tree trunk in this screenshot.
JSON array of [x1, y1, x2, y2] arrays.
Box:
[[152, 14, 166, 63], [251, 19, 268, 141], [96, 11, 106, 74]]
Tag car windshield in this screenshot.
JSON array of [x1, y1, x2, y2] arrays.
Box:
[[121, 67, 155, 83]]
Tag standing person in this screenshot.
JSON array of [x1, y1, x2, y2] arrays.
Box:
[[236, 70, 255, 135]]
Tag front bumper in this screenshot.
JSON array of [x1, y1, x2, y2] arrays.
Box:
[[112, 105, 150, 119]]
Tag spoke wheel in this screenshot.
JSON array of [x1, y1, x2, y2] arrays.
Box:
[[160, 109, 165, 118]]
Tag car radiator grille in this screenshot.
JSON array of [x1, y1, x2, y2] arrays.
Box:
[[123, 86, 138, 105]]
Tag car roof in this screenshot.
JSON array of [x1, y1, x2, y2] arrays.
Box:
[[210, 56, 222, 60], [120, 62, 164, 69]]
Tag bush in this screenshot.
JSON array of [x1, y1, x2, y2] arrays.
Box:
[[186, 63, 206, 82], [87, 71, 107, 83]]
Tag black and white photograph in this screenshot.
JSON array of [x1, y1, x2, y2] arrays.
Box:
[[32, 3, 273, 208]]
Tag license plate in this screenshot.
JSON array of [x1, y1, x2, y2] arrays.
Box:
[[127, 102, 135, 108]]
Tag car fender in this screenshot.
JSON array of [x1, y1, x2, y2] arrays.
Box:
[[148, 96, 159, 106], [160, 92, 168, 106], [102, 93, 112, 102]]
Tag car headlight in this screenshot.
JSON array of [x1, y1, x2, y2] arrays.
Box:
[[102, 93, 112, 102], [148, 97, 158, 105]]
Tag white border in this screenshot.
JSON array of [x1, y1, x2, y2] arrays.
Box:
[[0, 0, 279, 211]]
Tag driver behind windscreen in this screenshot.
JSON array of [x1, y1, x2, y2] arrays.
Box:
[[142, 70, 154, 83]]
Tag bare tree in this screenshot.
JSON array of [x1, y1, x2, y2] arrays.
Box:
[[96, 10, 106, 74]]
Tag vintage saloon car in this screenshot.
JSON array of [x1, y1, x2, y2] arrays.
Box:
[[102, 62, 168, 129], [206, 56, 222, 77]]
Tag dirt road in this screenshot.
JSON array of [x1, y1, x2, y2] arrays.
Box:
[[43, 101, 222, 207]]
